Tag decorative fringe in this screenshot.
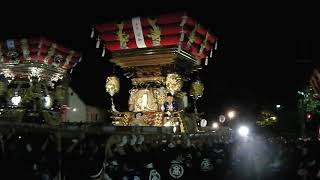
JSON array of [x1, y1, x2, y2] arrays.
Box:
[[180, 14, 188, 27], [210, 48, 213, 58], [178, 14, 187, 53], [38, 39, 43, 48], [205, 56, 209, 66], [90, 26, 95, 38], [178, 28, 184, 53], [96, 36, 100, 48], [111, 97, 118, 112], [37, 40, 43, 57], [72, 62, 78, 68], [178, 43, 182, 52], [101, 46, 106, 57], [179, 32, 185, 42], [215, 40, 218, 50]]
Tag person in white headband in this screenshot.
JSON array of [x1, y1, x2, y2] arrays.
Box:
[[119, 136, 128, 147], [130, 135, 137, 146], [137, 135, 144, 145]]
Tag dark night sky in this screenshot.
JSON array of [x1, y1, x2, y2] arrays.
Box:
[[1, 1, 317, 125]]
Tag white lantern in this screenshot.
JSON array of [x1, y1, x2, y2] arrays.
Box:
[[212, 122, 219, 129], [11, 95, 21, 106], [200, 119, 207, 127], [173, 126, 177, 133], [43, 95, 52, 109], [219, 115, 226, 123]]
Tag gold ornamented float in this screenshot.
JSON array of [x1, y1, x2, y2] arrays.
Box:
[[0, 37, 82, 125], [93, 12, 218, 132]]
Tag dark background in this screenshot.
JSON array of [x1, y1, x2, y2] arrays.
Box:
[[1, 1, 317, 130]]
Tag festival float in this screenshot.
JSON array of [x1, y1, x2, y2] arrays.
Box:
[[0, 37, 82, 126], [92, 12, 218, 133]]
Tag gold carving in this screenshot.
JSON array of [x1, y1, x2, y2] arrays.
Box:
[[199, 32, 209, 54], [128, 88, 158, 112], [20, 39, 31, 60], [131, 76, 166, 86], [190, 80, 204, 99], [63, 51, 75, 68], [147, 18, 161, 46], [44, 43, 57, 64], [112, 111, 165, 126], [166, 73, 183, 95], [116, 22, 129, 49], [187, 23, 199, 49], [105, 76, 120, 96]]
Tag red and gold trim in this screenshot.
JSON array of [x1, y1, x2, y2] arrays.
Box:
[[94, 12, 217, 61]]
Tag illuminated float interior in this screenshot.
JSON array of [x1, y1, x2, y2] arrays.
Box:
[[0, 37, 82, 125], [93, 12, 217, 132]]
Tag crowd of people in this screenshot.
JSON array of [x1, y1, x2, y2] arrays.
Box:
[[1, 128, 320, 180]]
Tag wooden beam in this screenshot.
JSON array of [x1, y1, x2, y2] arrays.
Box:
[[112, 53, 176, 62], [115, 59, 174, 67]]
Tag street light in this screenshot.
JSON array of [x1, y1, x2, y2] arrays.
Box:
[[238, 126, 249, 137], [227, 111, 236, 120], [307, 114, 311, 119], [212, 122, 219, 129]]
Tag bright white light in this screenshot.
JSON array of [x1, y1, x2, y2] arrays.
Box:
[[30, 67, 42, 78], [212, 122, 219, 129], [238, 126, 249, 137], [18, 136, 21, 139], [164, 121, 172, 127], [271, 116, 277, 120], [227, 111, 236, 119], [11, 95, 21, 106], [44, 95, 52, 109], [276, 105, 281, 108], [219, 115, 226, 123], [141, 93, 148, 110], [200, 119, 207, 127], [173, 126, 177, 133], [72, 108, 77, 112]]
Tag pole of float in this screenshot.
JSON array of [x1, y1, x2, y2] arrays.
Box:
[[56, 128, 62, 180]]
